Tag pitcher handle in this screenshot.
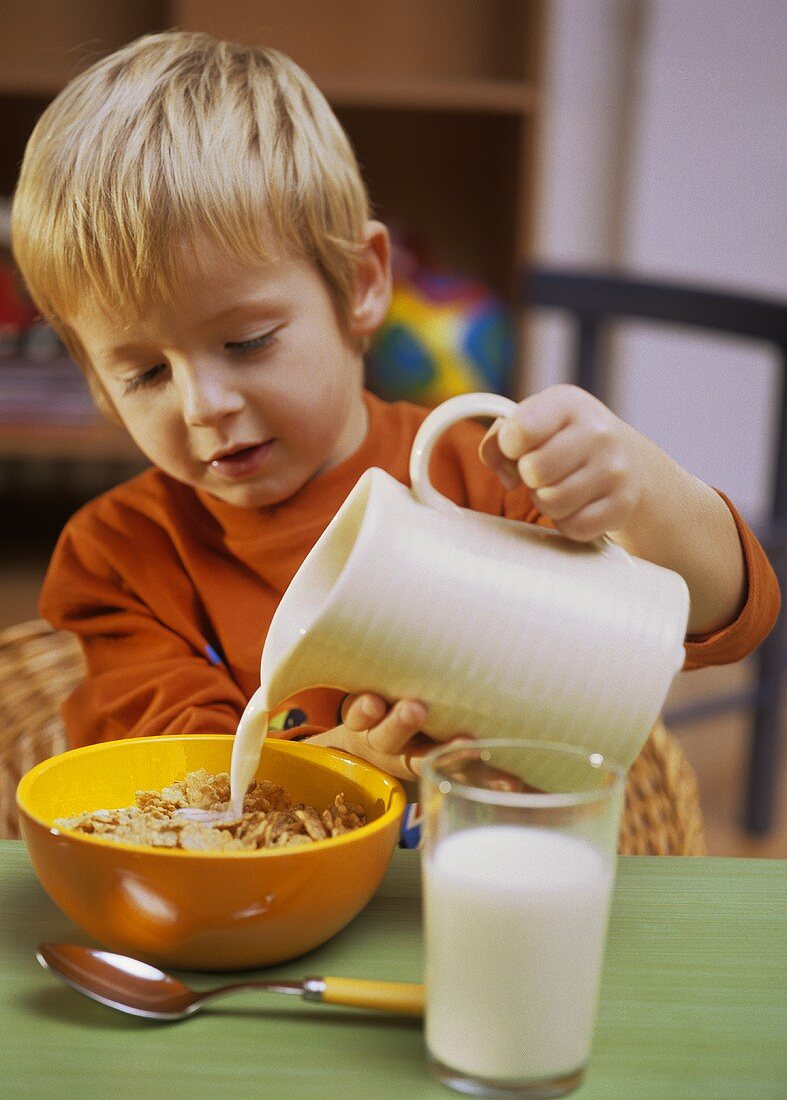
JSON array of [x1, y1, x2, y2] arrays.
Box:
[[409, 392, 519, 513]]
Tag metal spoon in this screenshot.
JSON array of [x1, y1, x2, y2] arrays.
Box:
[[37, 942, 424, 1020]]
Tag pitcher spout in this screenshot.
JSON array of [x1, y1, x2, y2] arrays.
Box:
[[258, 467, 398, 710]]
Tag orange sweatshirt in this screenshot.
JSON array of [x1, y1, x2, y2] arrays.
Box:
[[41, 391, 780, 748]]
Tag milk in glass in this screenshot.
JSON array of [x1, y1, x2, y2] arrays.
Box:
[[424, 825, 614, 1082]]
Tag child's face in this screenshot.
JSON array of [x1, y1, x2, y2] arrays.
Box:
[[69, 230, 388, 508]]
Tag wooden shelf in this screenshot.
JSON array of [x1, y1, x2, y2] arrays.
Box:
[[0, 421, 144, 462], [0, 357, 144, 463], [322, 77, 538, 116], [171, 0, 538, 84], [0, 68, 540, 117]]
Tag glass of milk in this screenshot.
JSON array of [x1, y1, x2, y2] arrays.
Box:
[[420, 738, 624, 1098]]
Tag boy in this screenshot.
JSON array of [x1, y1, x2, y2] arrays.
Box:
[[11, 31, 779, 788]]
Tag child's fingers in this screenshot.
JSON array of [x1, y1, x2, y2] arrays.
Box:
[[479, 420, 520, 489], [341, 692, 388, 730], [363, 698, 428, 756], [404, 733, 473, 778], [514, 423, 592, 490], [499, 388, 575, 460], [531, 463, 602, 519], [496, 417, 529, 460], [479, 387, 578, 490], [341, 693, 429, 756], [552, 498, 616, 543]]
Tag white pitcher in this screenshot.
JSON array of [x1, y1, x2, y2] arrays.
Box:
[[257, 393, 690, 771]]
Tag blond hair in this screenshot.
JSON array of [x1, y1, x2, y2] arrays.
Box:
[[12, 30, 371, 378]]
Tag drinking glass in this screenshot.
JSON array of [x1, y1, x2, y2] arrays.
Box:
[[420, 738, 624, 1098]]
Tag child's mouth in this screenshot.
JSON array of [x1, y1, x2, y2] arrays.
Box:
[[208, 441, 274, 479]]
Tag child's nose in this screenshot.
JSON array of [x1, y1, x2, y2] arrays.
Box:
[[179, 365, 244, 426]]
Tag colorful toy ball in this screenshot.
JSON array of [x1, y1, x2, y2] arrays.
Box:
[[366, 271, 514, 406]]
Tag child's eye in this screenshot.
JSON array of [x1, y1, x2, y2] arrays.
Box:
[[124, 364, 166, 393], [226, 332, 276, 353]]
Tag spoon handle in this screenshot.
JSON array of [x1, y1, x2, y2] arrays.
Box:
[[304, 976, 424, 1016]]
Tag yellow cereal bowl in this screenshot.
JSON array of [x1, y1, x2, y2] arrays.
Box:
[[17, 735, 406, 971]]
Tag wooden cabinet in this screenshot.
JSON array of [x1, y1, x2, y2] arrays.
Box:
[[172, 0, 542, 298], [0, 0, 542, 461]]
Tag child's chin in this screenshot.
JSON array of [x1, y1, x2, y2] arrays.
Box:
[[203, 479, 295, 509]]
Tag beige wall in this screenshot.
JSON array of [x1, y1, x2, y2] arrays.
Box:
[[528, 0, 785, 522]]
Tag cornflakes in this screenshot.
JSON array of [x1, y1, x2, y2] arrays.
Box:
[[55, 769, 367, 851]]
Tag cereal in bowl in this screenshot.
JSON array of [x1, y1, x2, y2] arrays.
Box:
[[55, 769, 367, 851]]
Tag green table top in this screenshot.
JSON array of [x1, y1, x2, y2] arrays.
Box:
[[1, 841, 785, 1099]]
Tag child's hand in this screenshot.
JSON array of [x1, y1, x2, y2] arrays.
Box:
[[303, 693, 437, 780], [480, 384, 647, 542]]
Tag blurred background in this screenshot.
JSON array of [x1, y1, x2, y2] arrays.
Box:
[[0, 0, 784, 854]]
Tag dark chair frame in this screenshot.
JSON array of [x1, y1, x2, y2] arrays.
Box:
[[523, 267, 787, 833]]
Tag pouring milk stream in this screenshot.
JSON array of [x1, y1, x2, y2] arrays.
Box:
[[217, 392, 689, 815]]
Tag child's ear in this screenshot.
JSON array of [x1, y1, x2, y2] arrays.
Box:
[[347, 220, 392, 339]]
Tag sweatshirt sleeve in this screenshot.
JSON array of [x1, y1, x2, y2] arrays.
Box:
[[682, 491, 781, 669], [39, 509, 249, 749]]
